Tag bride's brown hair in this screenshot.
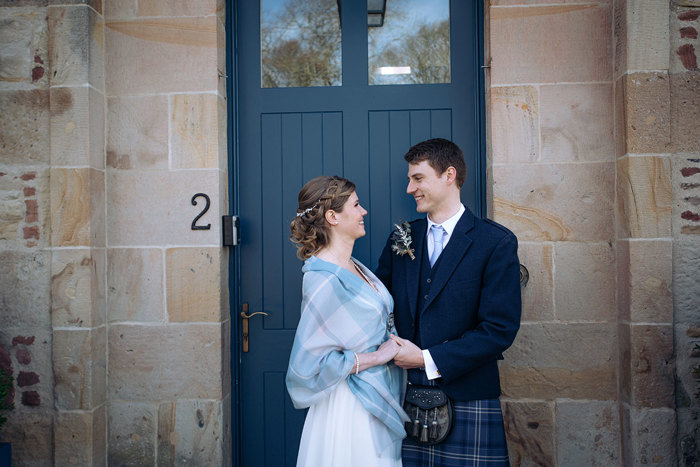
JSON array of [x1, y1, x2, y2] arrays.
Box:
[[290, 175, 356, 260]]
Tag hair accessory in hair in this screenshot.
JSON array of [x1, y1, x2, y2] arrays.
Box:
[[296, 202, 318, 218]]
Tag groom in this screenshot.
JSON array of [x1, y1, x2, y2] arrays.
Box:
[[376, 138, 521, 466]]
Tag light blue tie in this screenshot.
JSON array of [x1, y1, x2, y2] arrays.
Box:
[[429, 225, 445, 267]]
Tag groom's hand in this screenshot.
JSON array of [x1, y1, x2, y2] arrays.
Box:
[[389, 335, 425, 369]]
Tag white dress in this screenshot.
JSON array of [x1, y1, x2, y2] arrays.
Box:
[[296, 379, 402, 467]]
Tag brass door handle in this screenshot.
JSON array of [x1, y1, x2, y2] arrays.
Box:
[[240, 303, 268, 353]]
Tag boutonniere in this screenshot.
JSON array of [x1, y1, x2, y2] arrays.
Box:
[[390, 221, 415, 260]]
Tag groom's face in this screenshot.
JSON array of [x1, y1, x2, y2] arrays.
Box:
[[406, 160, 450, 215]]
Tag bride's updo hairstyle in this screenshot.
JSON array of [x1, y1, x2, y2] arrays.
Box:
[[290, 175, 356, 260]]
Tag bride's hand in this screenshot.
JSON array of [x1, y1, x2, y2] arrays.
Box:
[[375, 338, 401, 365]]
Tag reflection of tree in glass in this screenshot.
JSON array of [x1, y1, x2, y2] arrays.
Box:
[[369, 19, 450, 85], [261, 0, 341, 88]]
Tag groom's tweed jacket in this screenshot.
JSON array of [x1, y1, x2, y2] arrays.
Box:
[[376, 207, 521, 402]]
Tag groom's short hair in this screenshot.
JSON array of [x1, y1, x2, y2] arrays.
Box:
[[404, 138, 467, 188]]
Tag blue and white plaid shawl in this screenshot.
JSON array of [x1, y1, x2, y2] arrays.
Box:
[[286, 255, 409, 458]]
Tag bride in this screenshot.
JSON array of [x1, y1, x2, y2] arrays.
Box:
[[286, 175, 408, 466]]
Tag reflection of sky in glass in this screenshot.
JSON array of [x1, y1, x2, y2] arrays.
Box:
[[260, 0, 342, 87], [369, 0, 450, 85]]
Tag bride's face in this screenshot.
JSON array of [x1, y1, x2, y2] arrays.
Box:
[[331, 191, 367, 240]]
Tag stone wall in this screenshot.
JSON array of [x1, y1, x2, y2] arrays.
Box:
[[0, 3, 55, 464], [490, 1, 625, 465], [103, 0, 230, 464], [670, 1, 700, 465]]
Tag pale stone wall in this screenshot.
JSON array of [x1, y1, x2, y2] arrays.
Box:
[[0, 3, 55, 465], [103, 0, 230, 464], [670, 1, 700, 465], [489, 1, 625, 465]]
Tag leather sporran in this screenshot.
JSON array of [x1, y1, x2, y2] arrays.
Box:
[[403, 385, 454, 445]]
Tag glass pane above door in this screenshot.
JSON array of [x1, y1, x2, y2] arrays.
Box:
[[261, 0, 342, 88], [368, 0, 451, 85]]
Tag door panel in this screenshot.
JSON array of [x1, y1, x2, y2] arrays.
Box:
[[234, 1, 483, 464]]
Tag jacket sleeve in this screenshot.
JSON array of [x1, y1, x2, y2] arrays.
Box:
[[374, 235, 394, 294], [427, 232, 522, 384]]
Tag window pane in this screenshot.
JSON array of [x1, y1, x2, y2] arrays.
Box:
[[368, 0, 450, 85], [261, 0, 342, 88]]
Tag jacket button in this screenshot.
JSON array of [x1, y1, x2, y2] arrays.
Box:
[[424, 294, 429, 300], [426, 278, 431, 283]]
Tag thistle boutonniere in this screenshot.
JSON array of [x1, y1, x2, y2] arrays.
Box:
[[390, 221, 415, 260]]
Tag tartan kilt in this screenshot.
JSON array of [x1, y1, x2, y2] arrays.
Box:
[[402, 398, 509, 467]]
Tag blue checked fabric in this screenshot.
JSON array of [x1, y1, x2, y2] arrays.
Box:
[[286, 256, 409, 459], [402, 398, 509, 466]]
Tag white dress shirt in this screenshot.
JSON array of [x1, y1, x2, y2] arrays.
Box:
[[422, 204, 465, 380]]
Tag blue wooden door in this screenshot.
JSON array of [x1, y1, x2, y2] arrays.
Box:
[[233, 1, 484, 465]]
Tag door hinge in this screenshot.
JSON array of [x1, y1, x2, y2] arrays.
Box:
[[222, 215, 240, 246]]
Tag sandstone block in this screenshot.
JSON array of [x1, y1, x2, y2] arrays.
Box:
[[0, 6, 49, 85], [166, 247, 221, 322], [53, 327, 106, 410], [502, 400, 555, 466], [500, 322, 617, 399], [517, 242, 553, 322], [108, 400, 156, 466], [624, 324, 675, 408], [137, 0, 216, 17], [50, 168, 104, 247], [0, 89, 49, 164], [51, 248, 106, 328], [622, 406, 677, 466], [107, 248, 164, 323], [617, 156, 672, 238], [104, 0, 137, 19], [671, 9, 700, 74], [49, 5, 104, 89], [0, 250, 51, 329], [106, 95, 168, 170], [47, 0, 103, 15], [670, 73, 700, 153], [556, 401, 621, 465], [493, 162, 614, 241], [674, 324, 700, 411], [109, 324, 222, 400], [626, 0, 670, 71], [157, 400, 224, 465], [625, 240, 672, 323], [54, 405, 106, 467], [490, 4, 611, 84], [50, 85, 105, 169], [615, 75, 627, 157], [673, 238, 700, 324], [171, 93, 220, 169], [0, 411, 54, 466], [623, 73, 671, 154], [613, 0, 627, 79], [540, 83, 614, 163], [489, 86, 538, 163], [0, 182, 24, 242], [105, 17, 217, 95], [107, 170, 220, 246], [554, 242, 615, 322]]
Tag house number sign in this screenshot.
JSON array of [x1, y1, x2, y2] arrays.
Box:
[[191, 193, 211, 230]]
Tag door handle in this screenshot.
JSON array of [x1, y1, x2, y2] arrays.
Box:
[[240, 303, 268, 353]]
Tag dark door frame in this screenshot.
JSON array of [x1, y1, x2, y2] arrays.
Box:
[[225, 1, 487, 465]]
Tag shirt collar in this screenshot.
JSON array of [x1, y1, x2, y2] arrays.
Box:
[[426, 204, 465, 237]]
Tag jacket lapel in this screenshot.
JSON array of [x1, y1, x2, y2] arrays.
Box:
[[405, 219, 426, 321], [422, 209, 475, 313]]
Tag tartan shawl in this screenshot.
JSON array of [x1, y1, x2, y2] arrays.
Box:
[[286, 255, 409, 458]]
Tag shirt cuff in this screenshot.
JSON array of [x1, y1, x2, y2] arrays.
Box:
[[422, 349, 441, 380]]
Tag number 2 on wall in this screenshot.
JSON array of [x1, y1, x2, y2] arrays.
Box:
[[191, 193, 211, 230]]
